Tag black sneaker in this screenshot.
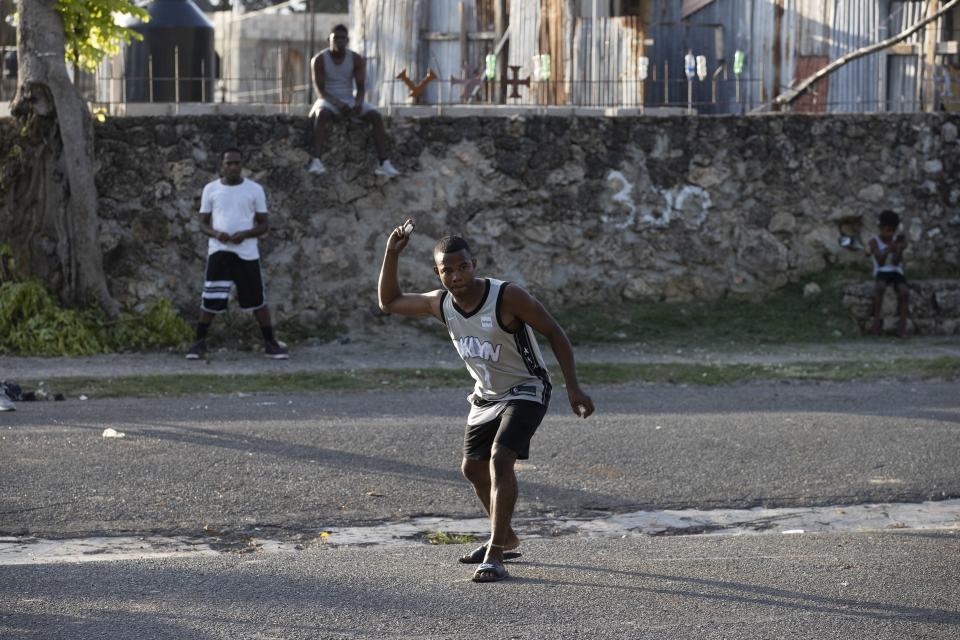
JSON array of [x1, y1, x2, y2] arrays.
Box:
[[265, 340, 289, 359], [185, 339, 207, 360]]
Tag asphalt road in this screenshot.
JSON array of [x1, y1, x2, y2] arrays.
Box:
[[2, 379, 959, 639], [2, 380, 958, 539], [3, 532, 959, 639]]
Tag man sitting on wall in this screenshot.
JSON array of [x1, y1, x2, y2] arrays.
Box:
[[306, 24, 399, 178]]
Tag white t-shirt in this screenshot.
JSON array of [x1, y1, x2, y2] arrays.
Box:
[[199, 178, 268, 260]]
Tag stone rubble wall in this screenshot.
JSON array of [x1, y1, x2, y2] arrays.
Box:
[[1, 113, 958, 327], [841, 280, 960, 336]]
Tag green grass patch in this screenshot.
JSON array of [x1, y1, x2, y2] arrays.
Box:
[[426, 531, 479, 545], [574, 358, 960, 386], [17, 357, 960, 399], [556, 267, 867, 346]]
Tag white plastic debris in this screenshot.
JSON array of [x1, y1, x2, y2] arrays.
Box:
[[102, 428, 126, 439], [79, 395, 88, 401]]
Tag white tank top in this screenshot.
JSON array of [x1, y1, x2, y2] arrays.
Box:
[[441, 279, 551, 425], [872, 235, 904, 275], [321, 49, 357, 103]]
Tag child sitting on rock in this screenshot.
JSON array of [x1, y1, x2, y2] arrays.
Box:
[[868, 210, 909, 337]]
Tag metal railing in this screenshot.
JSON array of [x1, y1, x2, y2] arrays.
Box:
[[83, 74, 957, 115], [93, 76, 312, 105]]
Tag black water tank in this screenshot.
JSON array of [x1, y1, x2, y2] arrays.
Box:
[[122, 0, 214, 102]]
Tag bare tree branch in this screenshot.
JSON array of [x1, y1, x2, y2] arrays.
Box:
[[766, 0, 958, 111]]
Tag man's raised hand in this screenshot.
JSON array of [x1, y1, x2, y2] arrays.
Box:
[[387, 218, 415, 254]]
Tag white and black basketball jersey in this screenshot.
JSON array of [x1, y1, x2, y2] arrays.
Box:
[[441, 279, 551, 425], [321, 49, 357, 103]]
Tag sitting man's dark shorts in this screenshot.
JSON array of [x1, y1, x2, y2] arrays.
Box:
[[464, 400, 548, 460], [876, 271, 906, 285]]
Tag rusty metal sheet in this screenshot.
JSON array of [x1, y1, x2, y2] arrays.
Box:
[[793, 0, 834, 57], [572, 16, 645, 106], [421, 0, 470, 103], [353, 0, 422, 107], [827, 0, 884, 113], [476, 0, 496, 31], [792, 54, 829, 112], [506, 0, 539, 103], [538, 0, 569, 104], [885, 0, 929, 111]]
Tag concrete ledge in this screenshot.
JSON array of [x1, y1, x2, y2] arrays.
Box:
[[89, 102, 692, 118], [384, 104, 690, 118], [0, 101, 700, 119], [106, 102, 304, 117]]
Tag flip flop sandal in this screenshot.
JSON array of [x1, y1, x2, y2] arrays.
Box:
[[472, 562, 509, 583], [458, 544, 522, 564]]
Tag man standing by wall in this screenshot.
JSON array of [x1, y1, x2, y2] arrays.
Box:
[[186, 148, 288, 360], [307, 24, 399, 178]]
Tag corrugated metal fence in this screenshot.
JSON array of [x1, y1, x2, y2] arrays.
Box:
[[82, 0, 957, 113], [353, 0, 956, 113]]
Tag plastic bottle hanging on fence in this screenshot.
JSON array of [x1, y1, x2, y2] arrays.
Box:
[[734, 51, 745, 76], [685, 52, 696, 79], [696, 56, 708, 82], [532, 54, 551, 82], [639, 56, 650, 81]]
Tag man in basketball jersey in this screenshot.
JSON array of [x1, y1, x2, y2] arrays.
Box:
[[377, 220, 595, 583], [306, 24, 400, 178]]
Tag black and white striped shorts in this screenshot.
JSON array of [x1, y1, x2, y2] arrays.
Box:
[[201, 251, 266, 313]]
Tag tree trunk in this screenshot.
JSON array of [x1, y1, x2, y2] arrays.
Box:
[[5, 0, 119, 317]]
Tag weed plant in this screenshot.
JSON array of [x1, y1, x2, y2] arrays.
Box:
[[0, 245, 192, 356]]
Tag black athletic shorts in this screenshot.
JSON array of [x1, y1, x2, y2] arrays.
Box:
[[463, 400, 548, 461], [875, 271, 907, 286], [201, 251, 265, 313]]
